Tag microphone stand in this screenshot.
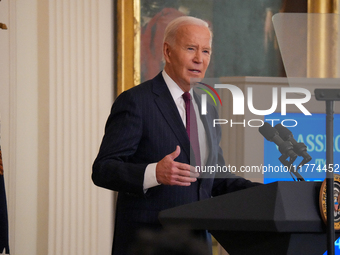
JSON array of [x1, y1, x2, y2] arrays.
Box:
[[278, 154, 305, 181], [315, 88, 340, 255]]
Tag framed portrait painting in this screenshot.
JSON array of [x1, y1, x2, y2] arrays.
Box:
[[115, 0, 315, 95]]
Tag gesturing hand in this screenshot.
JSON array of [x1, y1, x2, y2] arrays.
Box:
[[156, 146, 199, 186]]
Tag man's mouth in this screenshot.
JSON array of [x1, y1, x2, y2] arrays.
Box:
[[188, 69, 201, 74]]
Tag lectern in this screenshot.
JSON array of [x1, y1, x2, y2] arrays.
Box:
[[159, 182, 339, 255]]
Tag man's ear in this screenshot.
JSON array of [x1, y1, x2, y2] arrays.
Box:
[[163, 42, 171, 63]]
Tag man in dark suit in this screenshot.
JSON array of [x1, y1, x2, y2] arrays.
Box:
[[92, 16, 260, 255]]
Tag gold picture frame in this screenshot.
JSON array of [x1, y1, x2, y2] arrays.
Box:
[[115, 0, 338, 96], [115, 0, 141, 96], [308, 0, 338, 13]]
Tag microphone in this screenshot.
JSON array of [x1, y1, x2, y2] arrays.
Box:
[[274, 123, 312, 162], [259, 122, 297, 160], [259, 122, 304, 181]]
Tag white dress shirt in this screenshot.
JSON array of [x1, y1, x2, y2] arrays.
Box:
[[143, 70, 208, 190]]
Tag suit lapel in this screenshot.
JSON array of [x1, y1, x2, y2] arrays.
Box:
[[152, 73, 191, 161]]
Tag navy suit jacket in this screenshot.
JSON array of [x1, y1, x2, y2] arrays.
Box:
[[92, 72, 258, 255]]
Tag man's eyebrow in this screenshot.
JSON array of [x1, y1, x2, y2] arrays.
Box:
[[185, 44, 211, 49]]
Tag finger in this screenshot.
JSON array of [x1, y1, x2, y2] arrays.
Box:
[[176, 176, 197, 186], [172, 181, 191, 186], [175, 168, 200, 179], [172, 176, 198, 186], [189, 165, 199, 173], [168, 145, 181, 161], [178, 176, 197, 183], [174, 161, 191, 170], [189, 165, 200, 178], [174, 163, 200, 178]]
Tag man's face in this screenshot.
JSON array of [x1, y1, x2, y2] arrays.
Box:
[[163, 24, 211, 92]]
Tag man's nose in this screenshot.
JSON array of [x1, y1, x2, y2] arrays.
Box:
[[193, 51, 203, 63]]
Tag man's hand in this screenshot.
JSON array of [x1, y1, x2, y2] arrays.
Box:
[[156, 146, 199, 186]]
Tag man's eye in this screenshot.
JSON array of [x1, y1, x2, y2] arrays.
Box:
[[188, 47, 194, 50], [203, 50, 210, 54]]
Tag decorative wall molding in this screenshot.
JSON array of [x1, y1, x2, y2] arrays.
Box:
[[48, 1, 113, 254]]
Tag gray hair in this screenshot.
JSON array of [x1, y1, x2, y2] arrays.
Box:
[[163, 16, 212, 47]]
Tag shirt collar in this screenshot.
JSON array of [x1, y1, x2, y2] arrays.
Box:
[[162, 70, 185, 102], [162, 70, 193, 101]]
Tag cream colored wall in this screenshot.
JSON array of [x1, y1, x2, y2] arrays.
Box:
[[15, 1, 40, 254], [0, 0, 114, 254]]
